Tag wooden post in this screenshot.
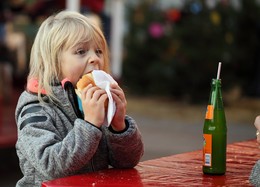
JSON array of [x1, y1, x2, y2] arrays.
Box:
[[110, 0, 124, 80], [66, 0, 80, 12]]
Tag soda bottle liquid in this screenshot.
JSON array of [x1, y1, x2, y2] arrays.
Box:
[[203, 78, 227, 175]]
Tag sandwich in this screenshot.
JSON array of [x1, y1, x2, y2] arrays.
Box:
[[76, 72, 108, 108], [76, 72, 95, 98]]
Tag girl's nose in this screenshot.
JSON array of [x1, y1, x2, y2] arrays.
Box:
[[87, 50, 100, 64]]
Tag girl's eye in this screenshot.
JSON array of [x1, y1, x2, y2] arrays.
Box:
[[96, 49, 103, 56], [76, 49, 87, 55]]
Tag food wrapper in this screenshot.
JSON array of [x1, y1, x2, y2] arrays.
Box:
[[77, 70, 117, 126]]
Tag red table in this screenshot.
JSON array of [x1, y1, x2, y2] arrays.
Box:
[[42, 139, 259, 187]]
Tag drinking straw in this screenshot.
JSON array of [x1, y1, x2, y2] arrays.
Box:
[[217, 62, 222, 80]]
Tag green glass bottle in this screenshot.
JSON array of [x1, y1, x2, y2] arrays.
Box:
[[203, 78, 227, 175]]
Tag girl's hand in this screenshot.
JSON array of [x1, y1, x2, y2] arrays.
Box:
[[110, 83, 127, 131], [81, 84, 108, 128], [255, 115, 260, 147]]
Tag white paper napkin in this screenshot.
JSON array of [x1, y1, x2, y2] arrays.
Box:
[[92, 70, 117, 126]]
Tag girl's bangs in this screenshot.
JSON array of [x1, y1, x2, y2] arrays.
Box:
[[65, 22, 103, 50]]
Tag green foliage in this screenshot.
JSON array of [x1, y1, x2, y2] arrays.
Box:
[[122, 0, 260, 102]]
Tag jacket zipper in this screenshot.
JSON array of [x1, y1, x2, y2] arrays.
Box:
[[64, 80, 96, 172]]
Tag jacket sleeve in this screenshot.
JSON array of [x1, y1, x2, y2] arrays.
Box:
[[250, 160, 260, 186], [103, 115, 144, 168], [16, 103, 102, 179]]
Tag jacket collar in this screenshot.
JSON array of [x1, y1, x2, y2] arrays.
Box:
[[27, 78, 72, 94]]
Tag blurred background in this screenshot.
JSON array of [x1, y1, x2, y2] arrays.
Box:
[[0, 0, 259, 186]]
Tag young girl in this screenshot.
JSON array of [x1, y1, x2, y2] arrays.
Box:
[[15, 10, 144, 187]]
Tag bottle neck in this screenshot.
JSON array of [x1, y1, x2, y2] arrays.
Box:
[[208, 79, 224, 109]]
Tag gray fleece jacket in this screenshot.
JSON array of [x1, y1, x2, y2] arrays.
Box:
[[15, 81, 144, 187], [250, 161, 260, 186]]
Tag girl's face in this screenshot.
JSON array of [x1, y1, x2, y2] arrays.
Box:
[[60, 41, 105, 86]]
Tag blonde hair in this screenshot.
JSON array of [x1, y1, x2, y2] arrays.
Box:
[[28, 10, 110, 103]]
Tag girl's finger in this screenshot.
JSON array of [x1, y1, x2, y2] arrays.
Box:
[[91, 89, 107, 101]]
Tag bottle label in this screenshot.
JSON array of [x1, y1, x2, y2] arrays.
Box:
[[205, 105, 214, 120], [203, 134, 212, 166]]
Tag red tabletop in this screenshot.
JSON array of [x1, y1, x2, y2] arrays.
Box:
[[42, 139, 259, 187]]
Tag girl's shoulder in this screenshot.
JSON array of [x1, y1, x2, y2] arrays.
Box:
[[16, 91, 49, 117]]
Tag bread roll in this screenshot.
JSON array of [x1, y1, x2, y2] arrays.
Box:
[[75, 72, 108, 108], [76, 73, 95, 97]]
